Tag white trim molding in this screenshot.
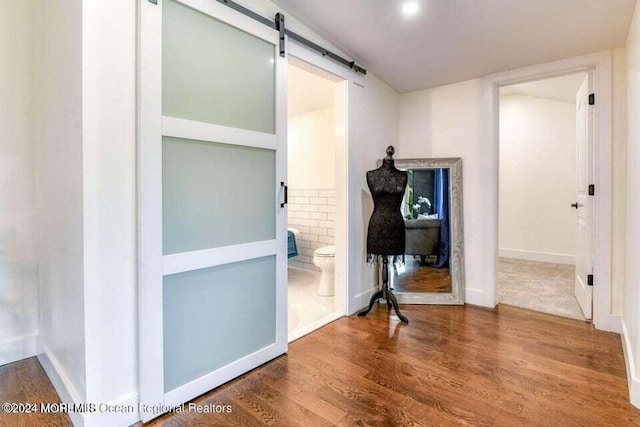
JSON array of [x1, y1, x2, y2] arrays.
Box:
[[37, 345, 84, 427], [464, 288, 492, 308], [164, 343, 283, 407], [352, 287, 379, 315], [162, 116, 277, 150], [38, 343, 142, 427], [499, 248, 576, 265], [288, 43, 364, 87], [622, 320, 640, 409], [138, 0, 165, 415], [0, 333, 38, 367], [288, 48, 353, 321], [83, 394, 140, 427], [485, 50, 616, 332], [162, 240, 277, 275], [177, 0, 277, 44]]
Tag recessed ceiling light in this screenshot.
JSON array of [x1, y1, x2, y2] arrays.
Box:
[[401, 1, 420, 17]]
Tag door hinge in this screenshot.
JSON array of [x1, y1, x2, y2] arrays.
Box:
[[589, 93, 595, 105], [587, 274, 594, 286], [588, 184, 595, 196]]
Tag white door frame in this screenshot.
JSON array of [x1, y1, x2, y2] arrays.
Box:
[[138, 0, 288, 421], [287, 43, 363, 318], [484, 50, 618, 332]]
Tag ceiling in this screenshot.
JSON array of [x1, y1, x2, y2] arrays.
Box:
[[273, 0, 635, 93], [500, 72, 587, 103], [288, 57, 338, 116]]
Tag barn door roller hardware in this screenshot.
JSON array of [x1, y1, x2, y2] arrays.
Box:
[[211, 0, 367, 74], [275, 13, 286, 57]]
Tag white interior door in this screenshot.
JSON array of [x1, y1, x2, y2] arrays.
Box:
[[139, 0, 287, 421], [574, 74, 594, 320]]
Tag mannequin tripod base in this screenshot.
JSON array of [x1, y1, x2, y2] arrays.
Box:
[[357, 288, 409, 323], [357, 256, 409, 324]]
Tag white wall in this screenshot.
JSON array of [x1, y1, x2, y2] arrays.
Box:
[[498, 95, 577, 264], [32, 1, 139, 425], [81, 0, 138, 412], [623, 0, 640, 408], [398, 90, 431, 158], [431, 79, 498, 306], [0, 0, 39, 366], [288, 107, 336, 188], [397, 79, 494, 306], [33, 0, 87, 403], [349, 74, 400, 311]]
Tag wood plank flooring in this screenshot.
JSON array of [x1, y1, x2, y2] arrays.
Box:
[[0, 356, 71, 427], [2, 304, 639, 426], [143, 304, 639, 426]]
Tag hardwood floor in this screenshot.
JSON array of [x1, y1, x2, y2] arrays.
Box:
[[0, 357, 71, 427], [145, 304, 638, 426], [3, 304, 639, 426]]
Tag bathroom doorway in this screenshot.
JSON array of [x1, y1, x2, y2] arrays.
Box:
[[286, 56, 347, 341]]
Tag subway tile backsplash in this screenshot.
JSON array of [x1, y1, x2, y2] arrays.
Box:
[[288, 188, 335, 271]]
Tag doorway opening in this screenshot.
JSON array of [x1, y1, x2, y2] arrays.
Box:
[[286, 57, 347, 341], [497, 72, 592, 321]]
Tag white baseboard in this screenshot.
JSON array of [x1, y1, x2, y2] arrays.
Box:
[[38, 341, 141, 427], [621, 320, 640, 409], [499, 248, 575, 265], [0, 333, 38, 366], [350, 287, 378, 315], [37, 342, 84, 427], [465, 288, 496, 308], [595, 313, 622, 334], [352, 286, 496, 311], [82, 393, 140, 427]]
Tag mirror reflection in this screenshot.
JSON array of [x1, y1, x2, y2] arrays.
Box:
[[392, 167, 451, 293]]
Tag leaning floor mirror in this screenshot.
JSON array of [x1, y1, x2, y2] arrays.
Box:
[[389, 158, 465, 304]]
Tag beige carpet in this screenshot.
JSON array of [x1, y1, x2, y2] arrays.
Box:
[[498, 257, 586, 321]]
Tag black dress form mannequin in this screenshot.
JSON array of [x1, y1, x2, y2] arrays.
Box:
[[358, 146, 409, 323]]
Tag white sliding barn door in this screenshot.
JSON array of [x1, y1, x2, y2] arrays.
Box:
[[139, 0, 287, 421]]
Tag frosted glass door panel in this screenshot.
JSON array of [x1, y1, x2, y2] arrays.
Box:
[[162, 137, 275, 255], [163, 256, 276, 392], [163, 0, 275, 134]]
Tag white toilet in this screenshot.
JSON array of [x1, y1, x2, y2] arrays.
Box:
[[313, 245, 335, 296]]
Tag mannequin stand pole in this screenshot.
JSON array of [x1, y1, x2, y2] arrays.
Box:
[[358, 256, 409, 323]]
